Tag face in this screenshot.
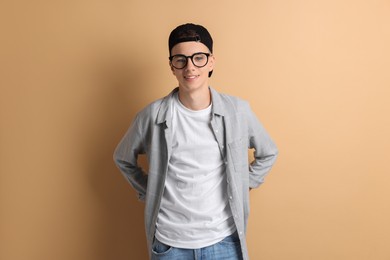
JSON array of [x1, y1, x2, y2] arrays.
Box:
[[170, 41, 215, 93]]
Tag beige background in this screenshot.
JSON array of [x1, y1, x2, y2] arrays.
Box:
[[1, 0, 389, 259]]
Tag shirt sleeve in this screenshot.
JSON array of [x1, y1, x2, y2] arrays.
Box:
[[246, 104, 279, 188], [113, 114, 148, 201]]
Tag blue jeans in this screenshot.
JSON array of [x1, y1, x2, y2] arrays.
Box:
[[151, 231, 243, 260]]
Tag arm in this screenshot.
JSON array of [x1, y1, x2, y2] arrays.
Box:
[[246, 105, 279, 189], [113, 114, 148, 201]]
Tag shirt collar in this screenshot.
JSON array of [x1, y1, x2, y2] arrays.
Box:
[[156, 86, 225, 126]]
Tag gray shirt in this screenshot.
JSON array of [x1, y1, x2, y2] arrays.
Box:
[[114, 87, 278, 260]]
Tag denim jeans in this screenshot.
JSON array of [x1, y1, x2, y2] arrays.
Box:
[[151, 231, 243, 260]]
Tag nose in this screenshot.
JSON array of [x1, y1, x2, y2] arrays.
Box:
[[185, 57, 196, 70]]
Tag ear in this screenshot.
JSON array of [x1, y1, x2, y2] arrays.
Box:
[[169, 61, 175, 75], [208, 54, 215, 72]]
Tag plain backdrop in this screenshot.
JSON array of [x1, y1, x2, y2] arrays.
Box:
[[1, 0, 389, 259]]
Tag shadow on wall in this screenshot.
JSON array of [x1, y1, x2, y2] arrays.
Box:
[[79, 49, 152, 259]]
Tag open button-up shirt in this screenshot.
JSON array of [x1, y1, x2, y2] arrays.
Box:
[[114, 87, 278, 260]]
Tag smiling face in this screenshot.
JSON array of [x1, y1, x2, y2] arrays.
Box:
[[170, 41, 215, 94]]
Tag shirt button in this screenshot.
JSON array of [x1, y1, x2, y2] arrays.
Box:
[[229, 196, 233, 200], [215, 129, 219, 133], [239, 231, 243, 235]]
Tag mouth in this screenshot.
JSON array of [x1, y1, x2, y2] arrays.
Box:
[[184, 75, 199, 80]]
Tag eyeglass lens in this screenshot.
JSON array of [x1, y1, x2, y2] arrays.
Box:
[[171, 53, 209, 69]]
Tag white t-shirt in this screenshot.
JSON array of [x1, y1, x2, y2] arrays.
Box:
[[155, 93, 235, 249]]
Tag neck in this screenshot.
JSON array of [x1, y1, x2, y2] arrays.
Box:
[[178, 87, 211, 111]]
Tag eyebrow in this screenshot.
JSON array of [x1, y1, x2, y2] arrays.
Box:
[[171, 52, 208, 57]]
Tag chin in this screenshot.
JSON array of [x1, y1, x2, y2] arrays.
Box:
[[180, 82, 208, 91]]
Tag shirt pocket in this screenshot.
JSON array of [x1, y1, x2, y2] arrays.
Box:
[[228, 138, 248, 173]]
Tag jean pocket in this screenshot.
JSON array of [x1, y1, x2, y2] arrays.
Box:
[[216, 232, 243, 259], [221, 231, 240, 244], [152, 239, 173, 255]]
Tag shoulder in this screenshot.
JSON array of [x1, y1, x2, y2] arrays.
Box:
[[139, 98, 164, 114], [134, 88, 175, 124], [134, 98, 164, 122], [211, 87, 251, 114], [220, 92, 249, 106]]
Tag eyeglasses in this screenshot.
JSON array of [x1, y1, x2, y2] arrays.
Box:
[[169, 52, 211, 69]]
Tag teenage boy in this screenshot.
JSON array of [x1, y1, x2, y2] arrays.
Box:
[[114, 23, 278, 260]]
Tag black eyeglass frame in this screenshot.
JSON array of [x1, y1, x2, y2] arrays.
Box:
[[169, 52, 211, 69]]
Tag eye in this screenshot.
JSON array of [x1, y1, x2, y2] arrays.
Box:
[[176, 58, 186, 63], [194, 55, 205, 61], [173, 56, 186, 63]]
